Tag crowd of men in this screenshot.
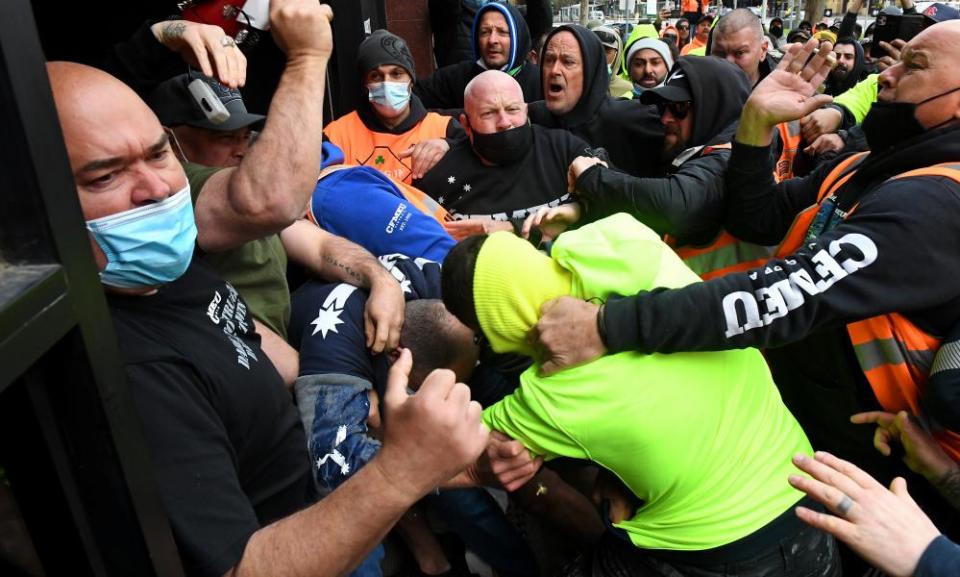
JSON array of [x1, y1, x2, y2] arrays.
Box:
[[42, 0, 960, 575]]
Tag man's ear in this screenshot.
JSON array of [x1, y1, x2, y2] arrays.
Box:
[[460, 113, 472, 140]]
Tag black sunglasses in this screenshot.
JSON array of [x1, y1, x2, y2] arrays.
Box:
[[677, 24, 689, 30], [656, 100, 692, 120], [663, 34, 678, 42]]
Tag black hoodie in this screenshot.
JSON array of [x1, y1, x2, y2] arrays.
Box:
[[824, 38, 865, 97], [574, 57, 751, 246], [414, 3, 542, 109], [601, 125, 960, 530], [528, 24, 666, 177]]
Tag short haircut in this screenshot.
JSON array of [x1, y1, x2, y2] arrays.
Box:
[[715, 8, 764, 42], [400, 299, 464, 387], [834, 36, 858, 48], [441, 235, 487, 332]]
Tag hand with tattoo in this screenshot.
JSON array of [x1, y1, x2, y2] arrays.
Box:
[[150, 19, 247, 88], [852, 410, 960, 510]]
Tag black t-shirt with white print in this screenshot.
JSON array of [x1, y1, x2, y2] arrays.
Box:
[[107, 259, 312, 577]]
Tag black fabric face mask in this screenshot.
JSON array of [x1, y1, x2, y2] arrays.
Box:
[[771, 27, 783, 38], [862, 85, 960, 153], [469, 121, 533, 166]]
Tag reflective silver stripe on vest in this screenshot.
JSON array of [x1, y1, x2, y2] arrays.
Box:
[[931, 342, 960, 377], [853, 337, 935, 374], [682, 242, 776, 277]]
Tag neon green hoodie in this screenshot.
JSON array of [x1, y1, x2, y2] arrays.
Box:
[[834, 73, 879, 124], [476, 213, 812, 551]]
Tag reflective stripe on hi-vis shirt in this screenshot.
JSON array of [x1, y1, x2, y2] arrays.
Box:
[[771, 157, 960, 461], [675, 232, 776, 281]]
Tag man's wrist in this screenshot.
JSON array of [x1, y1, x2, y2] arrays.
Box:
[[735, 104, 775, 147], [596, 304, 609, 348]]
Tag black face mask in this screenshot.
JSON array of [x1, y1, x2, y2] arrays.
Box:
[[771, 26, 783, 38], [862, 85, 960, 153], [469, 120, 533, 166]]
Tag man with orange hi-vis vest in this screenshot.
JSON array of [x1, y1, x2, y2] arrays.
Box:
[[530, 29, 960, 538]]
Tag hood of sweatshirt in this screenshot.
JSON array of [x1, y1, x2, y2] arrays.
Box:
[[684, 56, 751, 147], [472, 2, 532, 74], [641, 56, 750, 150], [472, 213, 700, 354], [825, 38, 865, 96], [592, 25, 624, 78], [538, 24, 610, 128]]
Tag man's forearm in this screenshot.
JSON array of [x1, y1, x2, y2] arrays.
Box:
[[232, 453, 417, 577], [197, 55, 329, 251], [316, 234, 390, 289]]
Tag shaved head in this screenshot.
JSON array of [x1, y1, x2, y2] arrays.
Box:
[[47, 62, 168, 179], [878, 20, 960, 129], [714, 8, 764, 42], [46, 61, 187, 274], [464, 70, 524, 113], [462, 70, 527, 135]]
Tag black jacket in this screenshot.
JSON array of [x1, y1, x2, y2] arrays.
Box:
[[413, 124, 589, 222], [575, 57, 751, 246], [415, 2, 542, 109], [528, 24, 665, 177]]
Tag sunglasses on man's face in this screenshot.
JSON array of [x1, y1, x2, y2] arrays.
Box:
[[656, 100, 692, 120]]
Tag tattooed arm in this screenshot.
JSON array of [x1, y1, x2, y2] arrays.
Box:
[[281, 220, 404, 353]]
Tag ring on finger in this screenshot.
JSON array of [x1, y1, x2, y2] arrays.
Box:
[[836, 493, 854, 516], [221, 36, 237, 48]]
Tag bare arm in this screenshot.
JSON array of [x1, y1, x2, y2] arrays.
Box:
[[280, 220, 405, 353], [252, 319, 298, 389], [226, 350, 489, 577], [195, 0, 333, 252]]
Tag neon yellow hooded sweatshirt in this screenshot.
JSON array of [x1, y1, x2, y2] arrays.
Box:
[[476, 213, 812, 551]]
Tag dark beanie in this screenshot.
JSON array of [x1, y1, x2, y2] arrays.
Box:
[[357, 29, 416, 79]]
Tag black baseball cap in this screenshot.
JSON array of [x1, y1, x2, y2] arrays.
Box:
[[147, 72, 265, 132], [640, 67, 693, 105]]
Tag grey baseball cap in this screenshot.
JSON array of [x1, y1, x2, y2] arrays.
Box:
[[147, 72, 265, 132]]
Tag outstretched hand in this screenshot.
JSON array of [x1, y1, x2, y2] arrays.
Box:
[[851, 410, 958, 483], [737, 38, 837, 146], [789, 451, 940, 577]]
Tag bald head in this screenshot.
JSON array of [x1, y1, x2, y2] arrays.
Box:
[[464, 70, 524, 112], [47, 62, 167, 174], [461, 70, 528, 135], [878, 20, 960, 130]]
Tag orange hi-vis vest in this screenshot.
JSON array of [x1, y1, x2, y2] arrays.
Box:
[[323, 110, 452, 185], [774, 120, 803, 183], [669, 143, 777, 280], [777, 152, 960, 461]]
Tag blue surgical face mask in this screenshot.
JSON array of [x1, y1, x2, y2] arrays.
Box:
[[85, 185, 197, 288], [368, 81, 411, 111]]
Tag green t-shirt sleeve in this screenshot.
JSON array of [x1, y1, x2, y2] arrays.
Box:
[[482, 380, 589, 461], [834, 74, 878, 124], [183, 162, 223, 204]]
